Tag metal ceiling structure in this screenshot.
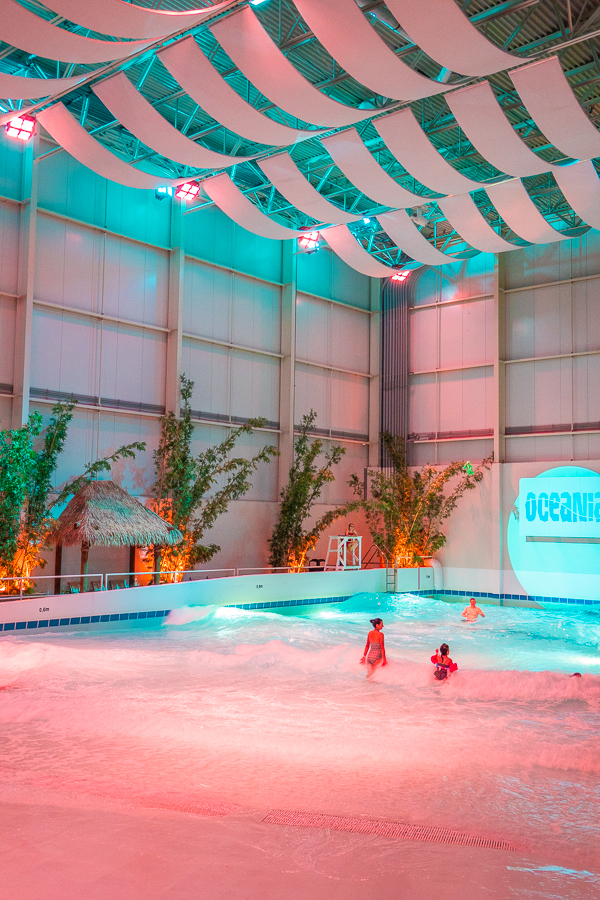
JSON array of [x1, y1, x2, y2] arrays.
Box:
[[2, 0, 600, 271]]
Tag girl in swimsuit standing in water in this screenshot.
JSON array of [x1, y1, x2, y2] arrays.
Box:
[[360, 618, 387, 678]]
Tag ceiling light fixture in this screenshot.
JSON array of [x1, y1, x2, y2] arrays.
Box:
[[175, 181, 200, 201], [391, 270, 410, 282], [298, 231, 320, 253], [4, 113, 35, 141]]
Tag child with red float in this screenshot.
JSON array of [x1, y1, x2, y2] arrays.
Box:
[[431, 643, 458, 681]]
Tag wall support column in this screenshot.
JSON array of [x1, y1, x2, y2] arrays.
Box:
[[12, 138, 38, 427], [492, 253, 506, 597], [368, 278, 381, 467], [278, 240, 297, 493], [165, 197, 185, 416]]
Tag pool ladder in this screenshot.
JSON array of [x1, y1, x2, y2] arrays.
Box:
[[385, 568, 396, 593]]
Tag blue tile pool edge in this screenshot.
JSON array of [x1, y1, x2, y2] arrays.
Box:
[[408, 589, 600, 607], [0, 595, 352, 632]]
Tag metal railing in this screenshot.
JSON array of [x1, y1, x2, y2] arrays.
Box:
[[0, 572, 105, 601], [104, 568, 236, 588]]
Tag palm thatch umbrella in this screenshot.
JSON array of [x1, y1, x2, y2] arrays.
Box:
[[51, 480, 182, 592]]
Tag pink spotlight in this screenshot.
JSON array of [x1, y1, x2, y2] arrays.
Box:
[[4, 113, 36, 141], [391, 269, 410, 283], [174, 181, 200, 201], [298, 231, 320, 252]]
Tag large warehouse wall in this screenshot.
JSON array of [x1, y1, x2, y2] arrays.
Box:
[[0, 135, 378, 574], [407, 235, 600, 600]]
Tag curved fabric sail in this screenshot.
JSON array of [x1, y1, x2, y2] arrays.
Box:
[[553, 161, 600, 231], [0, 70, 84, 100], [379, 209, 456, 265], [202, 173, 303, 240], [158, 37, 320, 147], [486, 180, 566, 243], [37, 103, 195, 190], [42, 0, 231, 40], [446, 82, 557, 178], [321, 128, 425, 209], [0, 0, 153, 64], [210, 7, 373, 128], [375, 108, 481, 194], [258, 153, 359, 225], [385, 0, 526, 77], [437, 194, 515, 253], [93, 72, 250, 169], [510, 57, 600, 163], [324, 225, 396, 277], [293, 0, 449, 102]]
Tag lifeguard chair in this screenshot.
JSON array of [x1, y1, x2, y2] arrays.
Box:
[[324, 534, 362, 570]]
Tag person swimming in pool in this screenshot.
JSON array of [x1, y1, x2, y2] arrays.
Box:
[[360, 618, 387, 678], [431, 643, 457, 681], [462, 597, 485, 622]]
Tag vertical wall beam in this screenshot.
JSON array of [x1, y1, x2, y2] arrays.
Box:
[[12, 138, 38, 427], [492, 253, 506, 596], [165, 198, 185, 415], [278, 240, 297, 493], [368, 278, 381, 467]]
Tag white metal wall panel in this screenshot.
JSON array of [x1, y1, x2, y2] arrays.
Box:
[[571, 278, 600, 354], [439, 297, 493, 369], [505, 434, 573, 462], [325, 437, 368, 505], [506, 283, 573, 361], [0, 295, 16, 387], [294, 362, 330, 429], [296, 293, 329, 365], [411, 438, 493, 467], [97, 412, 160, 497], [228, 428, 279, 502], [504, 230, 600, 291], [182, 340, 230, 417], [103, 236, 169, 328], [0, 395, 12, 427], [0, 140, 23, 201], [506, 358, 572, 430], [35, 213, 103, 312], [573, 354, 600, 425], [231, 273, 280, 354], [185, 205, 283, 285], [32, 405, 99, 492], [414, 255, 494, 307], [104, 181, 171, 250], [31, 308, 100, 397], [408, 374, 437, 435], [100, 324, 167, 407], [409, 306, 438, 373], [183, 258, 231, 343], [330, 303, 370, 373], [0, 200, 19, 297], [438, 368, 494, 434], [297, 246, 371, 309], [231, 351, 280, 424], [330, 371, 369, 437], [573, 433, 600, 459]]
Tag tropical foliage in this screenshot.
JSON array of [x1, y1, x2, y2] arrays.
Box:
[[0, 401, 145, 590], [349, 433, 492, 567], [152, 375, 278, 575], [268, 410, 347, 570]]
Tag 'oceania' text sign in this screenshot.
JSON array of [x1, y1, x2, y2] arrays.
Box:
[[519, 476, 600, 538]]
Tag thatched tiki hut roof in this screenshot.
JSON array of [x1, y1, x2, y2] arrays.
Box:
[[51, 480, 182, 547]]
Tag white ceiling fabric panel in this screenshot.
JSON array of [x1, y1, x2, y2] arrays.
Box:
[[37, 103, 196, 189], [0, 0, 153, 63], [375, 108, 482, 194], [93, 72, 250, 169], [210, 7, 372, 127], [379, 209, 456, 264], [202, 173, 303, 240], [385, 0, 526, 77], [42, 0, 232, 40], [292, 0, 450, 102], [258, 153, 360, 225], [0, 70, 84, 99], [486, 179, 567, 243], [158, 37, 320, 147], [437, 193, 516, 253], [321, 128, 423, 208], [445, 82, 557, 177], [510, 57, 600, 162], [324, 226, 394, 277], [553, 161, 600, 230]]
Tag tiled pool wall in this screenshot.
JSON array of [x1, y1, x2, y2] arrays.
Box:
[[0, 595, 351, 632], [410, 589, 600, 607]]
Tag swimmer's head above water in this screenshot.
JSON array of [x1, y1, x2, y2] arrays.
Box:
[[370, 618, 384, 630], [439, 643, 449, 657]]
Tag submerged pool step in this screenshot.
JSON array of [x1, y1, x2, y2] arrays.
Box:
[[263, 810, 516, 851]]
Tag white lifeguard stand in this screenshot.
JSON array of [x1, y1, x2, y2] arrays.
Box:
[[324, 534, 362, 570]]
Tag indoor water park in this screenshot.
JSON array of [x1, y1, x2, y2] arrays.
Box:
[[0, 1, 599, 898]]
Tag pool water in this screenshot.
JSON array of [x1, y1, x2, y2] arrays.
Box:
[[0, 592, 599, 898]]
